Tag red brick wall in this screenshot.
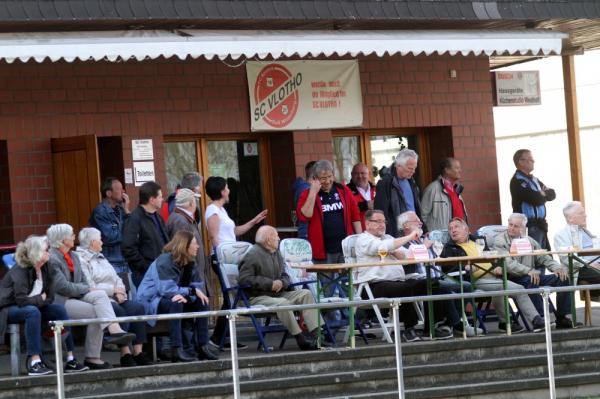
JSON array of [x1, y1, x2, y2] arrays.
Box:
[[0, 54, 499, 241]]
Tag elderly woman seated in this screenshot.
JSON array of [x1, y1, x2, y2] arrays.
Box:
[[47, 223, 135, 370], [136, 231, 219, 362], [0, 236, 88, 375], [75, 227, 152, 367]]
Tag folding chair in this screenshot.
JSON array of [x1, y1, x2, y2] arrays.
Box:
[[341, 234, 397, 343], [215, 242, 289, 353], [280, 238, 347, 346]]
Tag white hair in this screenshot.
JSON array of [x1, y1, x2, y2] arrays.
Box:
[[78, 227, 101, 250], [394, 149, 419, 167], [15, 235, 48, 268], [175, 188, 196, 207], [563, 201, 583, 219], [508, 213, 528, 226], [397, 211, 418, 227], [312, 159, 334, 177], [46, 224, 74, 248]]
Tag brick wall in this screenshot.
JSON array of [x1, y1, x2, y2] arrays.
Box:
[[0, 53, 499, 241]]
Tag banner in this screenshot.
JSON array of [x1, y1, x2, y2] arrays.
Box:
[[246, 60, 363, 131]]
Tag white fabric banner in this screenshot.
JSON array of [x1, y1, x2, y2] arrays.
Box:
[[246, 60, 363, 131]]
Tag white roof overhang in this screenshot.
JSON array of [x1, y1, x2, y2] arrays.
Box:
[[0, 29, 568, 63]]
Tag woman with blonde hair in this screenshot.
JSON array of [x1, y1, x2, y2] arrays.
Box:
[[0, 236, 87, 375], [136, 231, 219, 362]]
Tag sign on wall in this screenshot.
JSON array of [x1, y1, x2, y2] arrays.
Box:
[[133, 161, 155, 186], [246, 60, 363, 131], [493, 71, 541, 106], [132, 139, 154, 160]]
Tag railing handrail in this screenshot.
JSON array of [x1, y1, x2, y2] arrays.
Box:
[[49, 283, 600, 329]]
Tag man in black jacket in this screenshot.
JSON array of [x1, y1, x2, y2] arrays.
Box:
[[374, 148, 423, 237], [122, 181, 168, 287]]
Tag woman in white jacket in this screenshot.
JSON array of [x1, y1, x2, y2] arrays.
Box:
[[76, 227, 152, 368]]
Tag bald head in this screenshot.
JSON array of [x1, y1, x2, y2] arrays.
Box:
[[255, 225, 280, 252], [351, 162, 370, 189]]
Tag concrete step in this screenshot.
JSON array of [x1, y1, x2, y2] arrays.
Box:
[[3, 327, 600, 399]]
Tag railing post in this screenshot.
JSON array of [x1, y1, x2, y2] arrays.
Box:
[[53, 322, 65, 399], [391, 302, 405, 399], [542, 289, 556, 399], [228, 313, 241, 399]]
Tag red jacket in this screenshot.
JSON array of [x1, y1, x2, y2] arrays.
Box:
[[346, 181, 376, 230], [297, 183, 361, 260]]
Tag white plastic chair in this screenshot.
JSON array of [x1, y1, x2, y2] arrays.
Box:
[[341, 234, 396, 343]]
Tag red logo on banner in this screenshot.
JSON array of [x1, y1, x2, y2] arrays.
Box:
[[253, 64, 302, 128]]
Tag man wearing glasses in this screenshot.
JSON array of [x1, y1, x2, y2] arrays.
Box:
[[510, 149, 556, 251]]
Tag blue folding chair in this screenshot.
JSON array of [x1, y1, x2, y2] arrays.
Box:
[[215, 242, 289, 353], [2, 253, 15, 269]]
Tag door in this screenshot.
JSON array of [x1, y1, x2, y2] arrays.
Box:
[[51, 135, 101, 234]]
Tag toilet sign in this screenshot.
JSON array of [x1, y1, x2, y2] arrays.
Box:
[[133, 161, 155, 186], [243, 142, 258, 156]]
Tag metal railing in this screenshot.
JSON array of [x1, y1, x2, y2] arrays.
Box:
[[48, 283, 600, 399]]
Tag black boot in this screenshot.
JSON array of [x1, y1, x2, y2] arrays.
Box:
[[295, 333, 318, 351], [171, 347, 196, 363]]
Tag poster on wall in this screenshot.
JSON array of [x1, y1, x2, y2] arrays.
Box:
[[493, 71, 541, 106], [246, 60, 363, 131]]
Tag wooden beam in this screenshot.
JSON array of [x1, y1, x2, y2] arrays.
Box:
[[562, 55, 585, 203]]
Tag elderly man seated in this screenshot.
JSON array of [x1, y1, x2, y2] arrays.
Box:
[[398, 211, 482, 337], [441, 218, 542, 333], [355, 209, 455, 342], [238, 226, 320, 351], [555, 201, 600, 298], [494, 213, 578, 329]]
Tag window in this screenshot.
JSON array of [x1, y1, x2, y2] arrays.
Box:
[[332, 130, 423, 186]]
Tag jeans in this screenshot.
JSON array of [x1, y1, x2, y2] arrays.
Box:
[[510, 274, 572, 317], [7, 304, 75, 356], [111, 300, 147, 345], [157, 298, 209, 348]]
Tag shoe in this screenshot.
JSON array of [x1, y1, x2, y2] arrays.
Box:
[[222, 341, 248, 350], [532, 316, 546, 333], [171, 347, 196, 363], [120, 353, 136, 367], [83, 360, 112, 370], [197, 345, 220, 361], [133, 352, 153, 366], [28, 362, 54, 376], [295, 333, 318, 350], [104, 332, 136, 346], [556, 317, 583, 329], [422, 326, 453, 340], [401, 328, 421, 343], [454, 324, 484, 337], [498, 321, 525, 334], [64, 359, 89, 373]]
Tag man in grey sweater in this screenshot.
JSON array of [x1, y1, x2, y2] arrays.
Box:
[[238, 225, 319, 350]]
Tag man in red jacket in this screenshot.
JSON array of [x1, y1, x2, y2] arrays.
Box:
[[297, 159, 363, 264], [346, 162, 376, 230], [297, 159, 362, 320]]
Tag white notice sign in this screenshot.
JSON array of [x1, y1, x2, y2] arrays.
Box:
[[133, 161, 155, 186], [246, 60, 363, 131], [124, 168, 133, 184], [132, 139, 154, 161], [494, 71, 541, 106]]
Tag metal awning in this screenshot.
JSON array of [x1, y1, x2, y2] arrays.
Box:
[[0, 29, 568, 63]]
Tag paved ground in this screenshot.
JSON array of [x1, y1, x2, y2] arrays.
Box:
[[1, 295, 598, 378]]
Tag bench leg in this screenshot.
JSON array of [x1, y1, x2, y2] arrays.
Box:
[[584, 290, 592, 326], [10, 325, 21, 376]]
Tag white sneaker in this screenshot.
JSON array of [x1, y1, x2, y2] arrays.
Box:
[[454, 324, 484, 337]]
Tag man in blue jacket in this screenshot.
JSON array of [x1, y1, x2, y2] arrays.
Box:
[[510, 149, 555, 251]]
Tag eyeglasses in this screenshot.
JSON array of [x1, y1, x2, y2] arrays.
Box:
[[368, 219, 387, 225], [318, 175, 334, 182]]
